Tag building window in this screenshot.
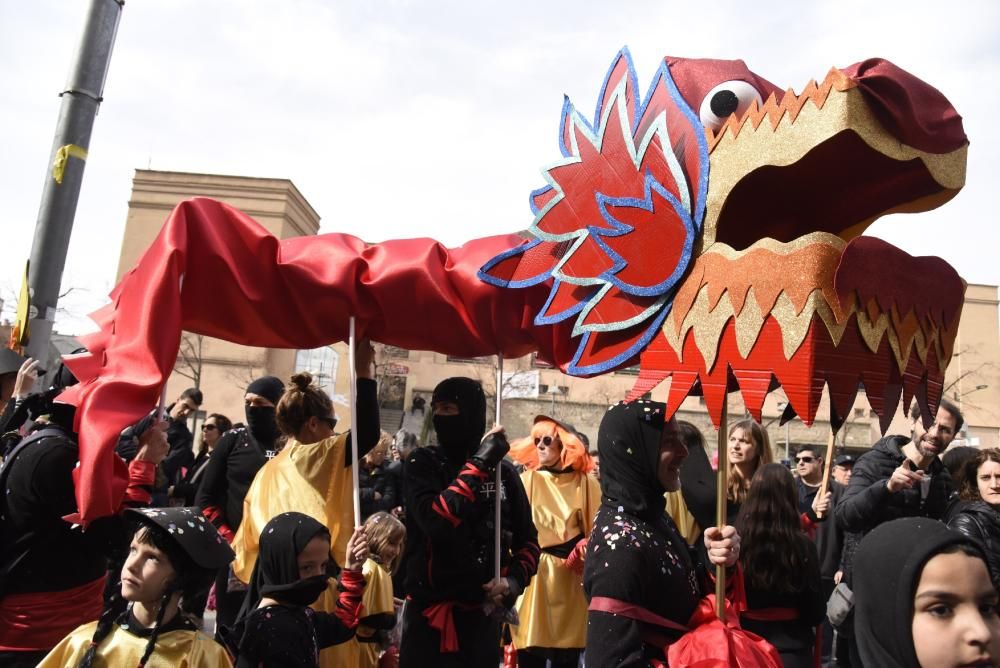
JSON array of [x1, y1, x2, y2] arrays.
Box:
[[294, 347, 338, 393], [446, 355, 492, 364]]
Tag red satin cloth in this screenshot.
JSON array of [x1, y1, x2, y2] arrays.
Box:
[[0, 575, 106, 651], [842, 58, 967, 154], [421, 600, 484, 653], [59, 198, 570, 523]]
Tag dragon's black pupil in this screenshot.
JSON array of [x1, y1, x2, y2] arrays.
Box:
[[710, 90, 740, 118]]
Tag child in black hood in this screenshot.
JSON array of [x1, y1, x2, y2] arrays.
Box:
[[228, 512, 368, 667], [853, 517, 1000, 668]]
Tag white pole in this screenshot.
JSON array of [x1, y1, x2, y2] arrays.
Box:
[[494, 354, 503, 582], [349, 317, 361, 528]]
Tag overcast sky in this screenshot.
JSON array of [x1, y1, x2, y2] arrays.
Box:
[[2, 1, 998, 334]]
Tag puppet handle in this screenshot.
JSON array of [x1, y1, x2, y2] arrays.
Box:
[[349, 317, 362, 529], [494, 354, 503, 582], [816, 431, 836, 519], [715, 398, 728, 621]]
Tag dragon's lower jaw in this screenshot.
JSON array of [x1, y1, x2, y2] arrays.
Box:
[[626, 233, 964, 430]]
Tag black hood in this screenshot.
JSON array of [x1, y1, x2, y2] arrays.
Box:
[[854, 517, 981, 668], [596, 400, 668, 522], [238, 512, 330, 619], [431, 377, 487, 463]]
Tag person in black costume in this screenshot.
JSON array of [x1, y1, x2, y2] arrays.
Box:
[[0, 366, 168, 666], [948, 447, 1000, 583], [399, 377, 540, 668], [583, 400, 742, 667], [229, 512, 368, 667], [196, 375, 285, 634]]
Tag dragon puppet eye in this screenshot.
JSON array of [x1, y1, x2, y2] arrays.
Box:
[[698, 80, 764, 132]]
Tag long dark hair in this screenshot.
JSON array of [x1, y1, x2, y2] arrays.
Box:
[[737, 463, 813, 593], [78, 522, 215, 668], [959, 448, 1000, 502]]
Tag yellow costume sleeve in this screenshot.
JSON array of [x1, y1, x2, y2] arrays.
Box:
[[664, 490, 702, 546], [232, 433, 355, 582], [361, 558, 395, 619], [582, 473, 602, 536]]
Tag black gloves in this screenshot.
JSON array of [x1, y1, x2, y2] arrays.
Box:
[[471, 431, 510, 471]]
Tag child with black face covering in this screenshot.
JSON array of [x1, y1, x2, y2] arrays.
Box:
[[228, 512, 369, 667]]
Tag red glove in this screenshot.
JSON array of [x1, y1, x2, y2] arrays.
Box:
[[563, 538, 588, 574]]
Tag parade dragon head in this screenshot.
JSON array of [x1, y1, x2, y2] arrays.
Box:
[[481, 48, 968, 430], [59, 47, 968, 524]]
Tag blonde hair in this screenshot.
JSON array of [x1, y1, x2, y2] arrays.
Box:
[[509, 418, 594, 473], [727, 419, 773, 504], [364, 431, 392, 464], [363, 511, 406, 574], [276, 372, 334, 437]]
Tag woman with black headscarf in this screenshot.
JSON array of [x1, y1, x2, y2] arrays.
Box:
[[853, 517, 1000, 668], [228, 512, 368, 667], [583, 400, 744, 667]]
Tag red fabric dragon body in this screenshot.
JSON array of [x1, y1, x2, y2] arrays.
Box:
[[59, 49, 968, 523]]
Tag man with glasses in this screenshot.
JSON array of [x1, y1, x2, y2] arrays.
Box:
[[795, 445, 844, 665]]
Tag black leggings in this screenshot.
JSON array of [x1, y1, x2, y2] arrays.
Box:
[[516, 648, 581, 668]]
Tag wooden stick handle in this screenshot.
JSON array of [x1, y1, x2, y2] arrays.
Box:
[[816, 430, 836, 519], [715, 398, 728, 621]]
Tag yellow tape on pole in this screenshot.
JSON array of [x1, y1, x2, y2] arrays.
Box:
[[51, 144, 88, 184]]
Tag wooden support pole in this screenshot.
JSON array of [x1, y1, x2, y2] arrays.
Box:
[[715, 397, 728, 620], [816, 430, 836, 519]]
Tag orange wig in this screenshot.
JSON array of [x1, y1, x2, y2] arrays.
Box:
[[509, 416, 594, 473]]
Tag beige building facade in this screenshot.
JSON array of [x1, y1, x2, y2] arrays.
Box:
[[118, 170, 1000, 460]]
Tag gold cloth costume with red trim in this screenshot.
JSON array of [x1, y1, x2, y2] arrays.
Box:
[[38, 621, 232, 668], [511, 468, 601, 651]]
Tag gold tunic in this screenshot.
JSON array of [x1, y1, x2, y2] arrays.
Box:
[[38, 621, 232, 667], [664, 490, 702, 546], [511, 469, 601, 651], [231, 433, 357, 668], [352, 557, 397, 668]]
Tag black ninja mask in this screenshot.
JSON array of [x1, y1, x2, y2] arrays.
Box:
[[431, 377, 487, 463], [245, 405, 280, 446]]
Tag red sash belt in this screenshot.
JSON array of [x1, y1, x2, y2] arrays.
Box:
[[0, 575, 106, 651], [422, 601, 483, 653], [741, 607, 799, 622]]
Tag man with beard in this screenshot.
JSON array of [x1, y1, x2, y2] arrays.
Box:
[[197, 375, 285, 634], [835, 399, 962, 666], [399, 377, 540, 667]]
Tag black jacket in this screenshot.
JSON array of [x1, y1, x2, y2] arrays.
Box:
[[0, 426, 151, 596], [402, 446, 539, 606], [797, 478, 845, 579], [359, 461, 398, 520], [948, 500, 1000, 583], [835, 435, 956, 583]]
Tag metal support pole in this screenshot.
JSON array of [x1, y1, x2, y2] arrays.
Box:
[[25, 0, 124, 367], [494, 354, 503, 583], [349, 317, 362, 528]]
